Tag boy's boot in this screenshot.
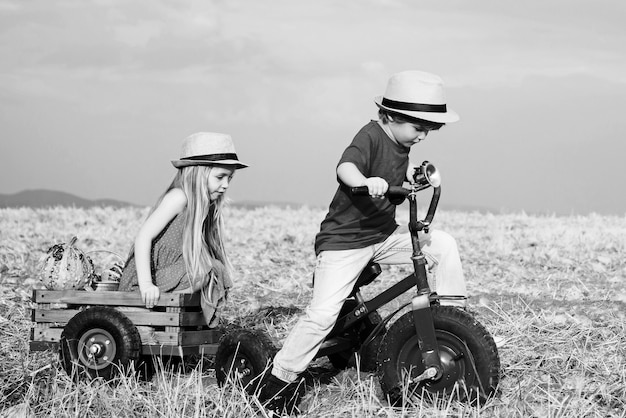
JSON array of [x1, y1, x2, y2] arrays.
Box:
[[258, 373, 305, 416]]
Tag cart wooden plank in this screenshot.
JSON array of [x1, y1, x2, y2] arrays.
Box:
[[29, 341, 57, 352], [32, 326, 220, 347], [153, 330, 221, 346], [180, 330, 221, 345], [33, 289, 201, 307], [32, 326, 62, 343], [33, 309, 206, 327], [141, 345, 187, 357], [139, 343, 219, 357]]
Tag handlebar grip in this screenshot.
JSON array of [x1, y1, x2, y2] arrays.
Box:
[[350, 186, 410, 197], [351, 186, 370, 195]]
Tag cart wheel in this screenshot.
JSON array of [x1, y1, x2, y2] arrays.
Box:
[[378, 306, 500, 406], [60, 306, 141, 381], [328, 299, 385, 372], [215, 328, 277, 394]]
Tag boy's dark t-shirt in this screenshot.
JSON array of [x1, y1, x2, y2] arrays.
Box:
[[315, 121, 409, 255]]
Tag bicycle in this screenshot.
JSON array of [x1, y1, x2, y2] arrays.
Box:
[[312, 161, 501, 405]]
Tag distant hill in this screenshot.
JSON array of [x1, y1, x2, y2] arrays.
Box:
[[0, 189, 138, 209]]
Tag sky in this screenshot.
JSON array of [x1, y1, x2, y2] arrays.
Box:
[[1, 0, 625, 216]]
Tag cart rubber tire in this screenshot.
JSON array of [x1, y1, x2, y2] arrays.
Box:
[[60, 306, 141, 381], [378, 306, 500, 406], [215, 327, 277, 395], [328, 299, 385, 372]]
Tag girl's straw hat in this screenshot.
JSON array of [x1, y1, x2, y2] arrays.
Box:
[[172, 132, 248, 169], [374, 70, 459, 123]]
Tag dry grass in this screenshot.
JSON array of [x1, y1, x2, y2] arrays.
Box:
[[1, 206, 625, 417]]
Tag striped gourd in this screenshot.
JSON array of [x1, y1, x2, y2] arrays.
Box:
[[39, 236, 94, 290]]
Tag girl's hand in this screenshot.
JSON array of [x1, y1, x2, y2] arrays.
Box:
[[364, 177, 389, 198], [141, 284, 161, 309]]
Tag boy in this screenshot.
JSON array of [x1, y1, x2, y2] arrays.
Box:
[[259, 70, 467, 414]]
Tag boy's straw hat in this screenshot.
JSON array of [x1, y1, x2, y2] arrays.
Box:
[[172, 132, 248, 169], [374, 70, 459, 123]]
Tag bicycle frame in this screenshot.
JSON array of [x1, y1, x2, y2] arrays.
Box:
[[320, 171, 449, 379]]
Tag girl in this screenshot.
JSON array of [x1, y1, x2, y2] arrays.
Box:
[[118, 132, 247, 327]]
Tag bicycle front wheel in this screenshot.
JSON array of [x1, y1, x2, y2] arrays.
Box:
[[377, 306, 500, 406]]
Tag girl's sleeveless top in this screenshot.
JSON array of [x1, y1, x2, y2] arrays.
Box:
[[118, 213, 189, 292]]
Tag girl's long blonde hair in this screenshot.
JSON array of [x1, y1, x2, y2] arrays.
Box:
[[179, 165, 231, 288], [134, 165, 232, 288]]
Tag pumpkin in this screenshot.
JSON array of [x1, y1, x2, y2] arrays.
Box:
[[39, 236, 94, 290]]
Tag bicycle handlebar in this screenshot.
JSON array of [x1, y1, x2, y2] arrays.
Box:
[[351, 185, 441, 232], [421, 186, 441, 231], [350, 186, 411, 197]]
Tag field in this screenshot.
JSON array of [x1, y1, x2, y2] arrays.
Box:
[[1, 205, 625, 417]]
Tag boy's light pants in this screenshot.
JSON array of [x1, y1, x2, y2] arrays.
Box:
[[271, 228, 467, 383]]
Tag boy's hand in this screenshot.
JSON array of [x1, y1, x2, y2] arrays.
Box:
[[407, 162, 418, 183], [364, 177, 389, 198], [140, 284, 161, 309]]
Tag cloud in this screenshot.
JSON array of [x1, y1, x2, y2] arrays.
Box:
[[6, 0, 623, 94], [1, 0, 626, 213]]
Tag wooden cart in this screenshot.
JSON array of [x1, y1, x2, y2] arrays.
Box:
[[30, 288, 276, 387]]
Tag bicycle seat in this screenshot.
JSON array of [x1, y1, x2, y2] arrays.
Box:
[[348, 262, 382, 297]]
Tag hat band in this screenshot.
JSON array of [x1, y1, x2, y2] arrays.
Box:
[[181, 153, 239, 162], [382, 98, 447, 113]]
